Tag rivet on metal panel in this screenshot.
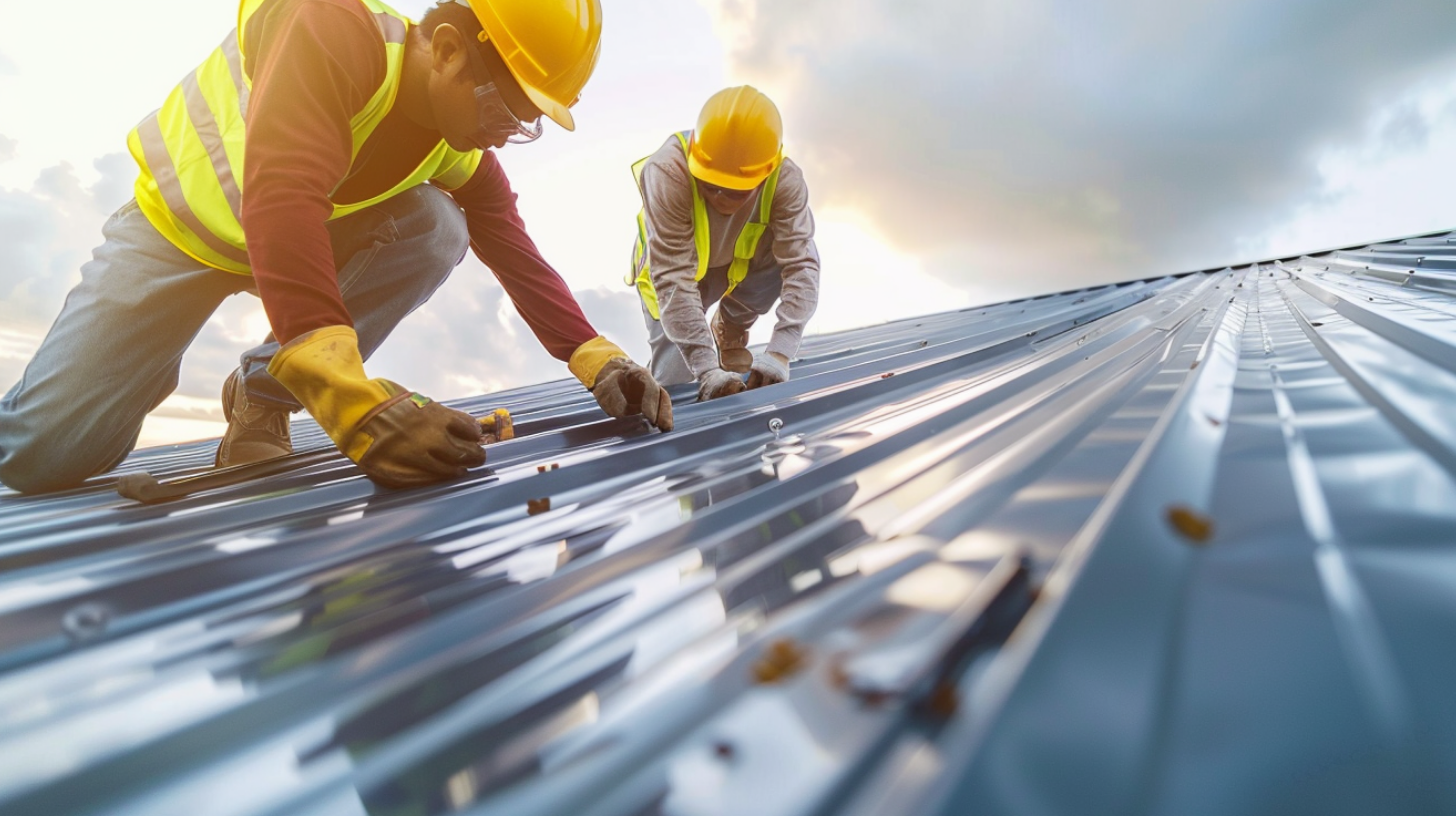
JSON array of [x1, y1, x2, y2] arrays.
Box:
[[527, 498, 551, 516], [63, 603, 112, 642], [767, 418, 784, 440], [1166, 506, 1215, 544], [752, 638, 809, 684]]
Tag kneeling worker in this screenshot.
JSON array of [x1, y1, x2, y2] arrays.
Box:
[[0, 0, 672, 494], [629, 86, 821, 401]]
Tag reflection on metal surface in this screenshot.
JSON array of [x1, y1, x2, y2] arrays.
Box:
[[4, 230, 1456, 814]]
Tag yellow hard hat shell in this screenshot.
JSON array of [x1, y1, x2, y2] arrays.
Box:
[[465, 0, 603, 131], [688, 86, 784, 190]]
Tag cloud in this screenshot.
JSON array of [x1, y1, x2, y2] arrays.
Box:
[[366, 259, 650, 403], [703, 0, 1456, 300], [1245, 78, 1456, 258], [0, 154, 134, 338]]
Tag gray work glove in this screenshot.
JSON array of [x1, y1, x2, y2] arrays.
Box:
[[697, 367, 747, 402], [746, 352, 790, 390]]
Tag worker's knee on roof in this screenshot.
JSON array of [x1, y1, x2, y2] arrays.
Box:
[[0, 445, 93, 494], [0, 411, 131, 494]]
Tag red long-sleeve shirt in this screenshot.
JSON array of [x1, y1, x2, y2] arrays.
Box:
[[238, 0, 597, 359]]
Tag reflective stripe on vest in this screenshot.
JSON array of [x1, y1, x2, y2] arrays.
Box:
[[628, 130, 781, 321], [127, 0, 481, 274]]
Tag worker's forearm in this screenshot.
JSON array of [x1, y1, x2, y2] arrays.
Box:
[[655, 271, 718, 378], [766, 261, 820, 360], [245, 192, 351, 343]]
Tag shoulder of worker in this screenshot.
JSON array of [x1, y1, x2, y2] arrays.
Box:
[[641, 135, 692, 181], [249, 0, 389, 51], [770, 157, 811, 211], [259, 0, 381, 23], [639, 134, 694, 214]]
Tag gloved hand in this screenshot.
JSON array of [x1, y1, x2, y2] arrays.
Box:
[[268, 326, 486, 488], [746, 351, 790, 389], [697, 367, 747, 402], [569, 336, 673, 432]]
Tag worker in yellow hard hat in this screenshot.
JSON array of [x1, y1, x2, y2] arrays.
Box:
[[628, 86, 822, 402], [0, 0, 675, 495]]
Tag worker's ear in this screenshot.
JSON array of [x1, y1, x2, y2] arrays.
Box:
[[429, 23, 472, 85]]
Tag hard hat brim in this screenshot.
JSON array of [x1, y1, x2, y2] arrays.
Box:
[[687, 153, 774, 191], [520, 83, 575, 132]]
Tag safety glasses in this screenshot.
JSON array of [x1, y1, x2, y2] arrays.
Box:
[[474, 82, 543, 145], [463, 40, 543, 146]]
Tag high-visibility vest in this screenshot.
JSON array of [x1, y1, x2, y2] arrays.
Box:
[[125, 0, 483, 274], [628, 131, 781, 320]]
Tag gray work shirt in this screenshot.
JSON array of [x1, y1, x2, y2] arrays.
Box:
[[638, 135, 820, 379]]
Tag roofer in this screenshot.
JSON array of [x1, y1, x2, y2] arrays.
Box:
[[0, 0, 673, 495], [629, 85, 821, 402]]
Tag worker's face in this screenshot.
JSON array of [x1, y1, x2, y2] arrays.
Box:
[[428, 24, 542, 151], [697, 180, 758, 216]]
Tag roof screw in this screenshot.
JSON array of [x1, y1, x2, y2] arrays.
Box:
[[712, 740, 736, 761], [63, 603, 111, 642], [767, 417, 784, 440]]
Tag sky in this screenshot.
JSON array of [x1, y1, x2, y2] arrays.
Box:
[[2, 0, 1455, 447]]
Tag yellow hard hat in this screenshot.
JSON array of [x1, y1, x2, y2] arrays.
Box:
[[688, 86, 783, 191], [461, 0, 603, 131]]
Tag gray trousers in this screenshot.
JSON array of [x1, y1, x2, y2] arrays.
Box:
[[0, 185, 468, 493], [641, 264, 784, 386]]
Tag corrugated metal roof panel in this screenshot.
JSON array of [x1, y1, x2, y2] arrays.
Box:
[[2, 232, 1455, 815]]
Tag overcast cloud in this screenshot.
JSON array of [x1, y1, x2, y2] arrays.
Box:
[[705, 0, 1456, 300]]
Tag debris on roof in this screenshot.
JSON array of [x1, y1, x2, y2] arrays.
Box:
[[3, 230, 1456, 815]]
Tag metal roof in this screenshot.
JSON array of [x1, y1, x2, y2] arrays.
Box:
[[4, 230, 1456, 816]]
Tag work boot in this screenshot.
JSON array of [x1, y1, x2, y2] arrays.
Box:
[[215, 369, 293, 467], [712, 309, 754, 374]]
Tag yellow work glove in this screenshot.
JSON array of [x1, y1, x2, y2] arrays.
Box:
[[268, 326, 486, 488], [569, 336, 673, 432]]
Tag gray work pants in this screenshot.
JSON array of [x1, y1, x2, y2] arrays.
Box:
[[0, 184, 468, 493], [640, 264, 784, 386]]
